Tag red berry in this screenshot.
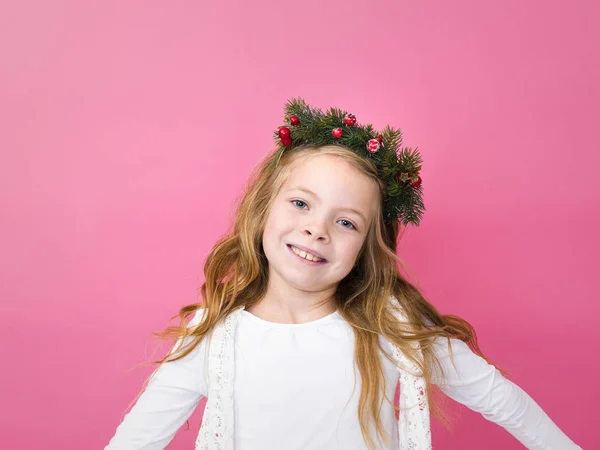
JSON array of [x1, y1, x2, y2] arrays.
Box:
[[278, 126, 291, 139], [343, 113, 356, 126], [367, 139, 380, 153], [289, 115, 299, 125], [332, 127, 343, 138], [281, 137, 292, 147], [410, 176, 422, 187]]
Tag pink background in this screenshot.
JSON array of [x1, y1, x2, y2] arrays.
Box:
[[1, 1, 597, 448]]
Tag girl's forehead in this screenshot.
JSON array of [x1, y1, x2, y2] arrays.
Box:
[[280, 157, 380, 219], [287, 154, 364, 181]]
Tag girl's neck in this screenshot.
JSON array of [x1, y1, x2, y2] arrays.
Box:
[[246, 291, 337, 325]]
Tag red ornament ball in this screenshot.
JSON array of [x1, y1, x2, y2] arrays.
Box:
[[410, 176, 422, 187], [289, 115, 300, 126], [281, 137, 292, 147], [278, 126, 291, 139], [343, 113, 357, 126], [332, 127, 343, 138], [366, 138, 380, 153]]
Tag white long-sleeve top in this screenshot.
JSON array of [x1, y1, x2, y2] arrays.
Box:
[[105, 309, 581, 449]]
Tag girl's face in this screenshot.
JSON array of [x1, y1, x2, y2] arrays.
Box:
[[262, 153, 379, 296]]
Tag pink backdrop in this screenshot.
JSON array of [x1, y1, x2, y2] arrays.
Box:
[[1, 1, 597, 448]]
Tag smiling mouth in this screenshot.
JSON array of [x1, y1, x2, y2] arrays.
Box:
[[286, 244, 328, 263]]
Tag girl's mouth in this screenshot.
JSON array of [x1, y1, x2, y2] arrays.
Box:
[[286, 244, 328, 266]]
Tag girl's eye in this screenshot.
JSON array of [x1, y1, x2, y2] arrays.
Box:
[[339, 219, 356, 230], [292, 199, 308, 209], [290, 200, 357, 230]]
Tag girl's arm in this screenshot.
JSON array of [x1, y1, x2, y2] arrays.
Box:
[[430, 337, 582, 449], [105, 310, 207, 450]]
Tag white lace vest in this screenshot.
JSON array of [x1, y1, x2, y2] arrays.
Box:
[[194, 302, 432, 449]]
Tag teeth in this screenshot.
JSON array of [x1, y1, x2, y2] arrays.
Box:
[[290, 245, 324, 262]]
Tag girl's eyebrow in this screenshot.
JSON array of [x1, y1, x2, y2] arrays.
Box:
[[288, 186, 368, 222]]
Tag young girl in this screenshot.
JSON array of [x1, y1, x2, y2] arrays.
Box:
[[105, 98, 582, 450]]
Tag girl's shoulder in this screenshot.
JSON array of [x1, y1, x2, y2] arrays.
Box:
[[188, 307, 206, 328]]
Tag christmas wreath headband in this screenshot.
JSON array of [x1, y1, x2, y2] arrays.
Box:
[[272, 97, 425, 226]]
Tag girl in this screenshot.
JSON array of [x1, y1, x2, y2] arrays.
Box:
[[105, 98, 582, 449]]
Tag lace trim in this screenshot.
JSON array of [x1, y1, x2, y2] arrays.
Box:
[[195, 310, 241, 450], [388, 296, 432, 450]]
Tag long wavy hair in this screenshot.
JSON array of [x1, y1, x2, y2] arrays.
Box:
[[130, 143, 501, 449]]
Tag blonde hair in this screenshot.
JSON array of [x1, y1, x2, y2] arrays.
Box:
[[130, 143, 501, 449]]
